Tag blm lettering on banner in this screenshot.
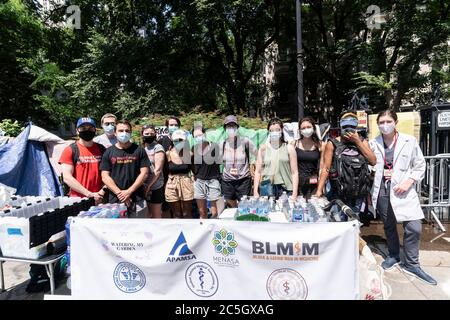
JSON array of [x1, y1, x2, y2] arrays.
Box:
[[70, 219, 359, 299]]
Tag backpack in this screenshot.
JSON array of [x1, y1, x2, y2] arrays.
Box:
[[330, 138, 370, 199], [70, 142, 106, 165]]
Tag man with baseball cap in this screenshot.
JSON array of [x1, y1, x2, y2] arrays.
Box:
[[315, 111, 376, 217], [220, 115, 257, 208], [59, 117, 106, 203]]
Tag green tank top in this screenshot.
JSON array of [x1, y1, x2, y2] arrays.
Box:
[[262, 143, 293, 191]]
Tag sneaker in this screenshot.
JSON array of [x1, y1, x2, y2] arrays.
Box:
[[381, 256, 400, 270], [401, 265, 438, 286]]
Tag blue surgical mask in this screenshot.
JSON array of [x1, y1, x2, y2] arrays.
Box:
[[168, 125, 179, 134], [117, 132, 131, 144], [103, 124, 115, 135]]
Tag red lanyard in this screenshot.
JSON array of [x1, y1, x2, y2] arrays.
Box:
[[382, 132, 398, 170]]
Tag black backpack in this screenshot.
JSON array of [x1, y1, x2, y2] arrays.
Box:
[[70, 142, 106, 165], [329, 138, 370, 199]]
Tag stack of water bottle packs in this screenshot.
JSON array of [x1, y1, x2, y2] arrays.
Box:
[[0, 196, 92, 259], [236, 192, 330, 223]]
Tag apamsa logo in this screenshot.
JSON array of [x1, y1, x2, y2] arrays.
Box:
[[166, 232, 197, 263]]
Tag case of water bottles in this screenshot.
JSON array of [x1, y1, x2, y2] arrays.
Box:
[[0, 196, 84, 259], [235, 192, 330, 223]]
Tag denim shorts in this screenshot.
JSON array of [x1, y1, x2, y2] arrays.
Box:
[[194, 178, 221, 201]]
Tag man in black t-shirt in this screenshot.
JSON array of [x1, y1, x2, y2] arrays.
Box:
[[100, 120, 150, 217]]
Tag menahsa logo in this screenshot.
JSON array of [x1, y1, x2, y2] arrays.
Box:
[[212, 229, 240, 268], [166, 231, 197, 263]]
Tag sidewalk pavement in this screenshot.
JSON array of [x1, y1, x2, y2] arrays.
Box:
[[1, 221, 449, 300]]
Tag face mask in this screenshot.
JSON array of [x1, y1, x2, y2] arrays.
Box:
[[226, 127, 237, 137], [269, 131, 282, 141], [378, 123, 396, 135], [301, 128, 314, 138], [78, 130, 95, 142], [143, 136, 156, 144], [168, 125, 179, 134], [117, 132, 131, 144], [103, 125, 115, 135]]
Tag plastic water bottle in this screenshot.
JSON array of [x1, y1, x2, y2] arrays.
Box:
[[110, 204, 120, 218], [118, 203, 128, 218], [248, 198, 257, 215], [292, 201, 303, 222], [302, 202, 309, 222], [238, 196, 248, 216]]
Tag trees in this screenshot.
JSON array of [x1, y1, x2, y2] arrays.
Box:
[[1, 0, 449, 126], [167, 0, 282, 114]]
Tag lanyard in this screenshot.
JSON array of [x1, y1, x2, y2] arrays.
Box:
[[382, 132, 398, 170]]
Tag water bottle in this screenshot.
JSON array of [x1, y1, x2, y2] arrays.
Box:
[[238, 196, 248, 216], [111, 204, 120, 218], [292, 201, 303, 222], [302, 201, 309, 222], [118, 203, 128, 218], [248, 198, 257, 215]]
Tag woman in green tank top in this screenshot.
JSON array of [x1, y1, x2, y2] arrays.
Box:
[[253, 118, 299, 200]]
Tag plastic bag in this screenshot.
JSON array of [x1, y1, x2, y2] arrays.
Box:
[[359, 244, 391, 300], [0, 182, 16, 209]]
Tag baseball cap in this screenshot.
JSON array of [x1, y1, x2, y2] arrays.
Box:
[[76, 117, 96, 129], [223, 115, 239, 127], [171, 129, 186, 141]]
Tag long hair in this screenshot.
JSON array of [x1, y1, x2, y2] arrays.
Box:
[[267, 118, 285, 143], [298, 117, 320, 146]]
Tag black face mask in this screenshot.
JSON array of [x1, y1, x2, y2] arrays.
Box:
[[143, 136, 156, 144], [79, 130, 95, 141]]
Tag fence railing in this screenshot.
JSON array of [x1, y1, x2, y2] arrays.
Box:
[[418, 154, 450, 232]]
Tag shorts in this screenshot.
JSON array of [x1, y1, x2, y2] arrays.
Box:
[[145, 186, 165, 204], [127, 200, 148, 218], [165, 174, 194, 202], [221, 177, 252, 201], [194, 178, 221, 201], [299, 176, 317, 199]]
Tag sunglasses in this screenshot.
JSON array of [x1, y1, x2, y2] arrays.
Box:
[[103, 122, 116, 126]]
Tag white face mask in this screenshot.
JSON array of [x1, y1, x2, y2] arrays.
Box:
[[269, 131, 282, 141], [117, 132, 131, 144], [378, 123, 396, 135], [226, 127, 237, 137], [301, 128, 314, 138]]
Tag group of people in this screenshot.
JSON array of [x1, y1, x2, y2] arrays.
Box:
[[58, 110, 437, 286]]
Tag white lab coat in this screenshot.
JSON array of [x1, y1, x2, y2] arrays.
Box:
[[369, 133, 425, 222]]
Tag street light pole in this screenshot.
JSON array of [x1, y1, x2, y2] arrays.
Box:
[[296, 0, 305, 120]]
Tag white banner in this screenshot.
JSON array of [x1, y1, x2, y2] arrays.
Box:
[[71, 219, 359, 300]]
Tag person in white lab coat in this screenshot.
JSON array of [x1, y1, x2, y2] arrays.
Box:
[[370, 110, 437, 285]]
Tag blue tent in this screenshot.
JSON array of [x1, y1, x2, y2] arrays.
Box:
[[0, 124, 63, 196]]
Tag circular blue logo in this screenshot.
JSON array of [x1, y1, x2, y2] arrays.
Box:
[[185, 262, 219, 297], [113, 262, 146, 293]]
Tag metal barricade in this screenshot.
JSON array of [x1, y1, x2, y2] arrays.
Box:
[[419, 154, 450, 232]]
